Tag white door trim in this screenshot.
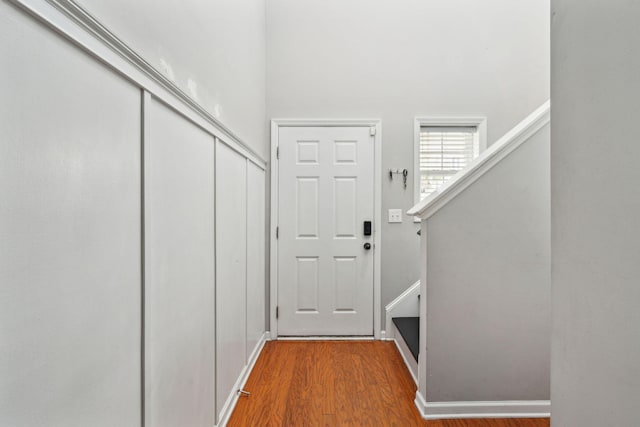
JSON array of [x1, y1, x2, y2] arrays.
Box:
[[270, 119, 382, 339]]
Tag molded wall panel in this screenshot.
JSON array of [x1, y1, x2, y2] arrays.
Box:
[[0, 3, 141, 426], [1, 2, 269, 426], [144, 99, 215, 427], [246, 162, 266, 360], [215, 141, 248, 421]]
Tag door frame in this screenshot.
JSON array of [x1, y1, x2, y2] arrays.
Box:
[[269, 119, 382, 339]]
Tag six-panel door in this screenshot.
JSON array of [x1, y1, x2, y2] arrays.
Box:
[[278, 126, 375, 336]]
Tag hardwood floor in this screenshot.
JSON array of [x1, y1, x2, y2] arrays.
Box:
[[227, 341, 549, 427]]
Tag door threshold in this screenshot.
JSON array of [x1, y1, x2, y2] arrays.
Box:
[[276, 336, 375, 341]]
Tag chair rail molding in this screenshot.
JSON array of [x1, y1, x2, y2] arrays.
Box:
[[7, 0, 266, 169]]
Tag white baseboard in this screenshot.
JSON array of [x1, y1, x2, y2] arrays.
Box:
[[414, 392, 550, 420], [392, 324, 418, 385], [215, 331, 268, 427], [415, 391, 429, 418], [275, 336, 374, 341]]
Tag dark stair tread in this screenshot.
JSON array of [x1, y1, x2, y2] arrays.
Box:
[[392, 317, 419, 362]]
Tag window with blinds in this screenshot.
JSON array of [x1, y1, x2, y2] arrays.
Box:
[[418, 126, 479, 200]]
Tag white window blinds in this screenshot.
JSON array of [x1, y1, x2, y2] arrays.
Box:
[[419, 126, 479, 200]]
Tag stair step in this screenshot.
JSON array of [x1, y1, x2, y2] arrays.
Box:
[[392, 317, 419, 362]]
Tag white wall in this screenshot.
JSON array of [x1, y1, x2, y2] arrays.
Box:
[[0, 3, 141, 425], [77, 0, 268, 158], [267, 0, 550, 327], [424, 125, 550, 402], [551, 1, 640, 425]]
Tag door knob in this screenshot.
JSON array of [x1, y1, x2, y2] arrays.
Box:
[[363, 242, 371, 250]]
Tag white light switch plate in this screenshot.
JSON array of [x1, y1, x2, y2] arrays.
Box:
[[388, 209, 403, 223]]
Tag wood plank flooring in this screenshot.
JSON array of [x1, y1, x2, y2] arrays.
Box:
[[227, 341, 550, 427]]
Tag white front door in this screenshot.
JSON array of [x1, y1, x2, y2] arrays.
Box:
[[277, 126, 375, 336]]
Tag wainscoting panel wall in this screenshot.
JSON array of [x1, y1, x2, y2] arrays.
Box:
[[144, 98, 216, 427], [0, 2, 268, 426], [215, 141, 249, 422], [0, 3, 142, 425], [246, 162, 267, 362]]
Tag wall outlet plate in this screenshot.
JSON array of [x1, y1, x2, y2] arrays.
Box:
[[388, 209, 403, 223]]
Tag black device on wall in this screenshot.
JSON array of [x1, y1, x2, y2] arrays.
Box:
[[363, 221, 372, 236]]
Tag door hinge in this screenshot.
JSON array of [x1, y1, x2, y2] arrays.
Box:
[[276, 226, 279, 239], [369, 126, 376, 136], [276, 306, 279, 319], [276, 146, 279, 159]]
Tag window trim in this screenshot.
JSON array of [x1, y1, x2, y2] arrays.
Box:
[[413, 116, 487, 219]]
